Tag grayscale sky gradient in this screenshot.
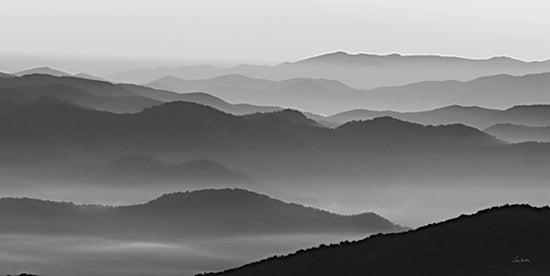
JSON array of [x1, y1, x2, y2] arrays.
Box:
[[1, 0, 549, 65]]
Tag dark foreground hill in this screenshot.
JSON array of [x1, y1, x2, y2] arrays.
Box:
[[0, 189, 405, 239], [203, 204, 550, 276]]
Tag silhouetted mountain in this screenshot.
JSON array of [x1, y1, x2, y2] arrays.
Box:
[[242, 109, 321, 127], [147, 74, 361, 114], [0, 101, 503, 155], [109, 51, 550, 90], [335, 117, 501, 147], [0, 76, 161, 114], [366, 72, 550, 110], [0, 189, 405, 239], [327, 104, 550, 129], [204, 204, 550, 276], [485, 124, 550, 143], [13, 67, 71, 77], [122, 83, 282, 115], [0, 74, 289, 115], [133, 60, 550, 113], [1, 74, 136, 97]]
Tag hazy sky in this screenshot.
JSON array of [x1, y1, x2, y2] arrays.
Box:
[[1, 0, 550, 69]]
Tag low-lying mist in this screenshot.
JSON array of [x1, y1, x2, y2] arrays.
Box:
[[0, 233, 365, 276]]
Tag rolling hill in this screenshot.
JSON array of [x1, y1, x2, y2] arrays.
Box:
[[2, 99, 550, 227], [203, 204, 550, 276], [0, 100, 502, 154], [0, 188, 405, 239]]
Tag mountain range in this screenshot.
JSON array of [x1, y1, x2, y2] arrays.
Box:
[[107, 51, 550, 90], [0, 100, 502, 162], [0, 188, 405, 239], [0, 74, 283, 115], [146, 74, 363, 114], [203, 204, 550, 276], [365, 72, 550, 110], [147, 69, 550, 114], [7, 68, 550, 117], [327, 104, 550, 129], [2, 70, 550, 226]]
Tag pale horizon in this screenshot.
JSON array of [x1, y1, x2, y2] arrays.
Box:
[[2, 0, 550, 70]]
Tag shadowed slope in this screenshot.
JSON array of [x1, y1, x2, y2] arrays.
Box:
[[204, 204, 550, 276]]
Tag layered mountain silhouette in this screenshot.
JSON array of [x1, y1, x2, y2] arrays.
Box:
[[0, 74, 285, 115], [485, 124, 550, 143], [0, 74, 160, 113], [0, 188, 405, 239], [0, 100, 502, 155], [147, 74, 363, 114], [14, 64, 550, 116], [11, 98, 547, 226], [202, 204, 550, 276], [145, 66, 550, 114], [108, 51, 550, 90], [327, 104, 550, 129], [0, 99, 517, 194], [366, 72, 550, 110]]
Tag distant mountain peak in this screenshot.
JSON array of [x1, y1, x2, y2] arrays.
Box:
[[13, 66, 71, 77]]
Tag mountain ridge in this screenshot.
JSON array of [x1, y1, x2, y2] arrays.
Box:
[[202, 204, 550, 276], [0, 188, 406, 239], [328, 103, 550, 129], [108, 51, 550, 90]]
